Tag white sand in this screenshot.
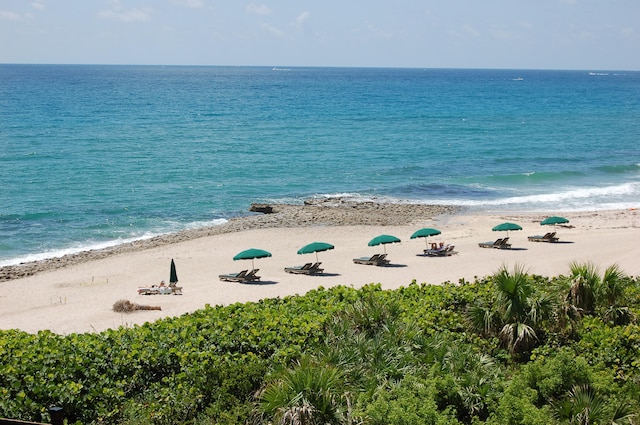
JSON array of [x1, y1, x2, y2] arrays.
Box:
[[1, 209, 638, 334]]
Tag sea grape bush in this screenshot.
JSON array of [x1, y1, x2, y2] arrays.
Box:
[[0, 286, 349, 424], [0, 269, 639, 424]]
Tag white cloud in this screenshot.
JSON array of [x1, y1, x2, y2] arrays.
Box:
[[99, 0, 152, 23], [99, 8, 151, 22], [172, 0, 206, 9], [620, 27, 635, 38], [31, 1, 46, 11], [461, 24, 481, 38], [0, 9, 22, 21], [296, 11, 310, 27], [489, 27, 513, 40], [246, 3, 272, 16], [261, 22, 284, 37]]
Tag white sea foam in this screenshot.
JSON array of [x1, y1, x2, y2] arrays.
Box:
[[302, 184, 640, 212], [182, 218, 228, 230], [0, 218, 230, 268], [313, 193, 414, 205], [0, 234, 158, 267], [427, 182, 640, 212]]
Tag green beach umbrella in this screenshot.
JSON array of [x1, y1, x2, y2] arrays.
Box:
[[541, 216, 569, 228], [492, 222, 523, 237], [410, 228, 442, 248], [297, 242, 334, 263], [233, 248, 272, 269], [170, 258, 178, 284], [368, 234, 401, 254]]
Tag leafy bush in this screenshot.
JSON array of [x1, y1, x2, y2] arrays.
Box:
[[1, 274, 639, 424], [361, 376, 461, 425]]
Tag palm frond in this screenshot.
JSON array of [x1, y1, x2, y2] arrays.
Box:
[[567, 384, 606, 425], [610, 401, 637, 425], [466, 305, 496, 335], [499, 322, 538, 353], [600, 263, 628, 307]]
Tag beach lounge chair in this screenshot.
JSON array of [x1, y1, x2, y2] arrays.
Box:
[[308, 262, 324, 274], [168, 282, 183, 295], [285, 263, 313, 274], [479, 238, 503, 248], [285, 262, 324, 275], [137, 286, 159, 295], [424, 243, 445, 255], [243, 269, 261, 281], [495, 238, 512, 249], [219, 269, 261, 283], [353, 253, 379, 264], [353, 253, 389, 266], [528, 232, 559, 243], [137, 285, 173, 295], [218, 270, 248, 282], [424, 244, 458, 257]]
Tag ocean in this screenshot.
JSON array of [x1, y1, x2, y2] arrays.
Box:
[[1, 65, 639, 266]]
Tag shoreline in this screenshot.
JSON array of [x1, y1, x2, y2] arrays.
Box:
[[0, 200, 459, 281], [1, 202, 638, 335]]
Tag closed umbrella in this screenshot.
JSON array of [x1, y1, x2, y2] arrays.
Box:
[[410, 228, 442, 249], [170, 258, 178, 284], [492, 222, 522, 237], [233, 248, 272, 269], [297, 242, 334, 263], [368, 234, 401, 254]]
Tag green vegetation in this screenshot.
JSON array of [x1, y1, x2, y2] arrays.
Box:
[[1, 262, 639, 424]]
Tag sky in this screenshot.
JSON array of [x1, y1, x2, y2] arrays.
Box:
[[1, 0, 639, 70]]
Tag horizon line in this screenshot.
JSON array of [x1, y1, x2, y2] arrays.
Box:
[[1, 63, 638, 72]]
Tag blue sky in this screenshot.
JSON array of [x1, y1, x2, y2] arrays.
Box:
[[1, 0, 638, 70]]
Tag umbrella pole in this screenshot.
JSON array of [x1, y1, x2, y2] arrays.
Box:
[[315, 252, 319, 263]]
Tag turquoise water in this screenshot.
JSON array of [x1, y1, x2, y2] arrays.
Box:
[[1, 65, 639, 266]]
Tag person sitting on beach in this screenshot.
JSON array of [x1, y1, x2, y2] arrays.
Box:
[[151, 280, 166, 288]]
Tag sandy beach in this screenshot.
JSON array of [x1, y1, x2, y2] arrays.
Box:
[[1, 201, 638, 335]]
